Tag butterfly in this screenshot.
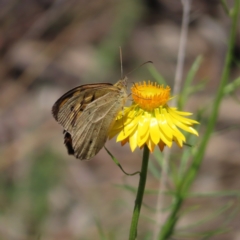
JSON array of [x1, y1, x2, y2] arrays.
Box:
[[52, 77, 128, 160]]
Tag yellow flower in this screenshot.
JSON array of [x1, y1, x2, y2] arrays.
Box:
[[109, 81, 199, 152]]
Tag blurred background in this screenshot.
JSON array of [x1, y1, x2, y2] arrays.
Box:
[[0, 0, 240, 239]]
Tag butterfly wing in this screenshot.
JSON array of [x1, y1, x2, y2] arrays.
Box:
[[52, 82, 127, 160]]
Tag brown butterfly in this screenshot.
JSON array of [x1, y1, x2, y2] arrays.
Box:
[[52, 77, 128, 160]]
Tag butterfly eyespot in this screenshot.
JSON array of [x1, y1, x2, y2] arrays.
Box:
[[89, 140, 93, 144]]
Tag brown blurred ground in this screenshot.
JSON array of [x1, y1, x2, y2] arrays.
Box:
[[0, 0, 240, 240]]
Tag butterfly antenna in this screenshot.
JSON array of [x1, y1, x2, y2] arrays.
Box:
[[119, 46, 124, 79], [126, 61, 153, 76]]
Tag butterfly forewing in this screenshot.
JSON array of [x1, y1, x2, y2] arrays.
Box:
[[52, 83, 116, 132]]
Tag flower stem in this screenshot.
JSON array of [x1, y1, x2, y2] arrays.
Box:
[[128, 145, 150, 240]]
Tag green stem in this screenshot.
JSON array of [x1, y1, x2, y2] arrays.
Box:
[[129, 145, 150, 240], [158, 1, 240, 239], [181, 0, 240, 194]]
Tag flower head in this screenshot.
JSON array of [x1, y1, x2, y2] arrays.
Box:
[[109, 81, 199, 152]]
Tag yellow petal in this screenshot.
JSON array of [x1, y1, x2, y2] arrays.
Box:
[[146, 137, 155, 152], [171, 108, 193, 116], [137, 112, 150, 146], [129, 129, 138, 151], [155, 109, 173, 147], [117, 116, 139, 141], [168, 108, 199, 125], [163, 109, 186, 142], [149, 117, 160, 144], [171, 118, 199, 136]]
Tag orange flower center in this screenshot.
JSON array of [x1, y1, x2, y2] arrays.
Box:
[[131, 81, 171, 111]]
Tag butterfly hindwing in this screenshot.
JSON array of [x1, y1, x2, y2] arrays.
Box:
[[71, 91, 125, 159]]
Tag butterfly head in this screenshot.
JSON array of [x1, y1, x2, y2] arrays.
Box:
[[115, 76, 128, 90]]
